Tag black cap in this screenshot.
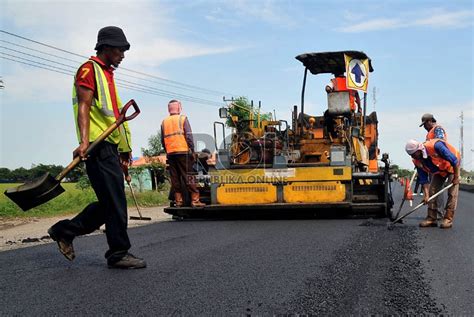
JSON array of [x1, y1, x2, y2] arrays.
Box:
[[419, 113, 436, 127], [95, 26, 130, 50]]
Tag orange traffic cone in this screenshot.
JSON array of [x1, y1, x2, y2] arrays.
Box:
[[404, 177, 413, 206]]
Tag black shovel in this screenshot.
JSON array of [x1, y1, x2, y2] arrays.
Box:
[[4, 99, 141, 211]]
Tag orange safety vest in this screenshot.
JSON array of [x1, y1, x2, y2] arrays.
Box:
[[413, 139, 460, 177], [426, 124, 447, 141], [162, 114, 189, 154]]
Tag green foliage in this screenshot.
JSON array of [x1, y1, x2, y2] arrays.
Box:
[[141, 130, 163, 157], [0, 168, 12, 181], [147, 161, 167, 189], [129, 166, 148, 192], [28, 164, 63, 179], [10, 167, 30, 182], [141, 129, 167, 189], [125, 182, 170, 207], [226, 97, 251, 127], [75, 174, 91, 190], [390, 164, 414, 178], [0, 164, 74, 182], [0, 182, 169, 218], [0, 183, 96, 218], [67, 163, 86, 182], [226, 96, 273, 128], [460, 168, 472, 177]]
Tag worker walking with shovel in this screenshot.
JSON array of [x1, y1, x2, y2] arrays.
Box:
[[405, 139, 461, 229], [47, 26, 146, 269]]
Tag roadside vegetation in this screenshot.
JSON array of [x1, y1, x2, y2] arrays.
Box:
[[1, 131, 170, 219], [0, 182, 169, 219]]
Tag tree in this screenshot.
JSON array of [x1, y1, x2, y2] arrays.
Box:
[[141, 130, 163, 157], [0, 168, 12, 182], [66, 163, 86, 182], [129, 165, 148, 192], [226, 96, 272, 128], [148, 161, 166, 190], [10, 167, 30, 181], [141, 130, 166, 190], [29, 164, 64, 179], [390, 164, 413, 179]]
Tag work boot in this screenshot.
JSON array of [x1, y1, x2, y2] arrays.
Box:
[[439, 209, 454, 229], [47, 227, 75, 261], [174, 192, 184, 207], [108, 253, 147, 269], [191, 192, 205, 208], [419, 209, 438, 228]]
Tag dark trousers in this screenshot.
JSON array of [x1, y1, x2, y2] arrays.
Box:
[[168, 154, 199, 195], [52, 142, 130, 261]]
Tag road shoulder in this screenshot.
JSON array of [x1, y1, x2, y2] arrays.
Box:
[[0, 206, 171, 252]]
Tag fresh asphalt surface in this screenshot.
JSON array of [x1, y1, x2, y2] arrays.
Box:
[[0, 184, 472, 315]]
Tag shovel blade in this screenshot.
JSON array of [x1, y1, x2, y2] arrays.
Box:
[[4, 173, 65, 211]]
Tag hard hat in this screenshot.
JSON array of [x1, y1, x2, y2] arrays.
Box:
[[95, 26, 130, 50], [419, 113, 436, 127], [405, 139, 427, 158]]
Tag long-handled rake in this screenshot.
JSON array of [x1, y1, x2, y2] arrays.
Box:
[[124, 173, 151, 221], [388, 183, 453, 230]]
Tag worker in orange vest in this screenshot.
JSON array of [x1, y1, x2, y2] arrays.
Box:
[[419, 113, 448, 216], [405, 139, 460, 229], [161, 100, 205, 207], [419, 113, 447, 141]]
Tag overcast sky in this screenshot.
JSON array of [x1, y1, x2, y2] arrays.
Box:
[[1, 0, 473, 170]]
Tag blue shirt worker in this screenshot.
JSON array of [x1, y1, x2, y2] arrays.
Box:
[[419, 113, 447, 141], [405, 139, 461, 229]]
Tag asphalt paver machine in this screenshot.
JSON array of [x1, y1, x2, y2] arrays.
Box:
[[165, 51, 394, 219]]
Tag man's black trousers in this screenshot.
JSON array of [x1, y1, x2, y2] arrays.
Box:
[[53, 142, 131, 261]]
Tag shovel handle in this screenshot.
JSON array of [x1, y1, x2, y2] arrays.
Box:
[[118, 99, 141, 123], [390, 183, 454, 225], [127, 179, 144, 218], [56, 100, 141, 181]]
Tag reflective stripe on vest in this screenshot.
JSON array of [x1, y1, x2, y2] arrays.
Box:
[[162, 115, 189, 153], [414, 139, 460, 176], [426, 124, 448, 141], [72, 59, 132, 152]]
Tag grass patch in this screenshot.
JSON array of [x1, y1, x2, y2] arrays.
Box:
[[125, 182, 170, 208], [0, 182, 169, 219]]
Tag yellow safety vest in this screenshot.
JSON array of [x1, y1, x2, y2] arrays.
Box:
[[73, 59, 132, 152]]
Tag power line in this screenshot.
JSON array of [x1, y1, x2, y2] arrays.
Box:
[[0, 55, 72, 76], [0, 45, 78, 70], [0, 29, 238, 97], [0, 39, 83, 64], [0, 54, 222, 106], [1, 39, 228, 96], [0, 51, 75, 74]]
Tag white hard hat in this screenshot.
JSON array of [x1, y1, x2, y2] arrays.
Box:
[[405, 139, 427, 158]]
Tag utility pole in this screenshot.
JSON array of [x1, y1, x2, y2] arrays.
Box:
[[460, 111, 464, 169], [372, 86, 377, 111]]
